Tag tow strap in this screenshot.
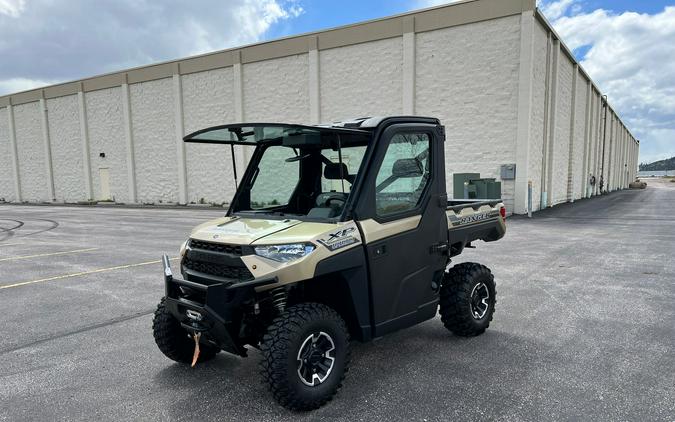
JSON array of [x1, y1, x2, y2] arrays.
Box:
[[191, 332, 201, 367]]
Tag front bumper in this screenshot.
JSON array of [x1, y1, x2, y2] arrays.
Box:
[[161, 255, 276, 356]]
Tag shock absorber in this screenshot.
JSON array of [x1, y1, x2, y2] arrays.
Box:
[[270, 287, 287, 313]]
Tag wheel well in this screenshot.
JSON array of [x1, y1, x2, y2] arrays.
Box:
[[293, 274, 367, 342]]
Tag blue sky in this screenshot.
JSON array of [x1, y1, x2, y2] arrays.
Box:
[[0, 0, 673, 163]]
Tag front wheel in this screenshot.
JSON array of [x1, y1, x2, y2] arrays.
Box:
[[439, 262, 496, 336], [152, 297, 218, 364], [260, 303, 351, 411]]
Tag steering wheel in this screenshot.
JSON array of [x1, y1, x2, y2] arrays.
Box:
[[325, 195, 346, 208]]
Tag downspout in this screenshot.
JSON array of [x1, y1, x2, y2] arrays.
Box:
[[540, 32, 552, 208], [599, 95, 608, 193]]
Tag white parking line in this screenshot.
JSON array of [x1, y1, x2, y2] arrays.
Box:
[[0, 257, 179, 290], [0, 248, 98, 262]]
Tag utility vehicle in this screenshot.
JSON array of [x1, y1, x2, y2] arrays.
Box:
[[153, 116, 506, 410]]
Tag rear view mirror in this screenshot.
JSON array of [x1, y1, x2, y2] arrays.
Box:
[[392, 158, 423, 178]]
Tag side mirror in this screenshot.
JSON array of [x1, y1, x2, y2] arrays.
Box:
[[392, 158, 423, 178]]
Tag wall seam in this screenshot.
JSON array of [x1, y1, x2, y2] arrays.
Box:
[[544, 39, 560, 208], [514, 10, 535, 214], [566, 64, 577, 202], [121, 82, 137, 203], [39, 97, 56, 201], [173, 74, 188, 204], [77, 90, 94, 200], [402, 29, 416, 115], [7, 103, 22, 202]]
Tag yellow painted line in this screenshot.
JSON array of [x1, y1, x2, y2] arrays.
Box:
[[0, 248, 99, 262], [0, 257, 180, 290]]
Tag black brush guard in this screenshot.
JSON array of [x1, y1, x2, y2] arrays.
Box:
[[162, 255, 276, 356]]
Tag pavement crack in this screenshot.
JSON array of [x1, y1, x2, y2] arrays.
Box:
[[0, 309, 154, 355]]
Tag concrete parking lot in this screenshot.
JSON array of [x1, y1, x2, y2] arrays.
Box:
[[1, 179, 673, 421]]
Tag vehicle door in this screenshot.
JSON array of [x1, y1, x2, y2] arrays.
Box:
[[355, 123, 448, 337]]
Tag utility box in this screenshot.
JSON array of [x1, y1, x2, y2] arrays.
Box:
[[500, 164, 516, 180], [473, 178, 501, 199], [453, 173, 481, 199]]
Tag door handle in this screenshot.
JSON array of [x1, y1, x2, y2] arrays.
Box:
[[430, 242, 448, 254], [374, 245, 387, 257]]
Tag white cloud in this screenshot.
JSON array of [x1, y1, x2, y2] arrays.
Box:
[[548, 5, 675, 164], [0, 0, 25, 17], [0, 77, 54, 94], [538, 0, 576, 20], [0, 0, 303, 95], [415, 0, 464, 9]]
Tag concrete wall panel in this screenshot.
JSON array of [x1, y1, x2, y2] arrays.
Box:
[[47, 95, 86, 202], [550, 55, 573, 205], [320, 38, 402, 122], [416, 15, 521, 208], [0, 107, 14, 202], [14, 102, 47, 201], [571, 76, 587, 200], [244, 54, 309, 123], [528, 21, 548, 211], [129, 78, 178, 203], [182, 68, 237, 204], [86, 87, 129, 202]]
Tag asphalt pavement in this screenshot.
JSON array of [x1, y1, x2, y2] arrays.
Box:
[[1, 179, 673, 421]]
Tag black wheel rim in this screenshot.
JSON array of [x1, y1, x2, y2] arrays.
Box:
[[470, 282, 490, 320], [296, 332, 336, 387]]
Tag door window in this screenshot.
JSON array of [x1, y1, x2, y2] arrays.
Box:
[[375, 133, 431, 216]]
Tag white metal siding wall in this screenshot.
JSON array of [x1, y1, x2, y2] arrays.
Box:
[[47, 95, 86, 202], [130, 78, 178, 204], [0, 108, 14, 202], [416, 15, 521, 209], [182, 68, 237, 205], [244, 54, 310, 122], [550, 55, 573, 205], [527, 22, 549, 212], [320, 38, 403, 120], [14, 102, 47, 202], [86, 87, 129, 202], [526, 18, 638, 210], [570, 68, 588, 200], [0, 3, 638, 212]]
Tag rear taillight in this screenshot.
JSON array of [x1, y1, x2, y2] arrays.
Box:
[[499, 206, 506, 220]]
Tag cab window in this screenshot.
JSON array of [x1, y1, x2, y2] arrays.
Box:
[[374, 133, 431, 216]]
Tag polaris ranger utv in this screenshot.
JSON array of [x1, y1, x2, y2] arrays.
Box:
[[153, 116, 506, 410]]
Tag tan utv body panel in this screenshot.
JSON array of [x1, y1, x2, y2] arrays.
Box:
[[189, 218, 362, 290], [187, 201, 504, 291]]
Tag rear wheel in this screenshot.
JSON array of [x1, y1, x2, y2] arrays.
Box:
[[260, 303, 350, 411], [152, 297, 218, 364], [439, 263, 496, 336]]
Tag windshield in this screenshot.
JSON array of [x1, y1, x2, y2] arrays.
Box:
[[233, 141, 368, 220]]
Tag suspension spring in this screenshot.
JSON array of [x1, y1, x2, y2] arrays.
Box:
[[270, 287, 287, 313]]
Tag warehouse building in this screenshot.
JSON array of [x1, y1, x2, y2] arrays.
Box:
[[0, 0, 639, 214]]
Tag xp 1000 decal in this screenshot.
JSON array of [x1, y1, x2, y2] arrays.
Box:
[[317, 223, 361, 251]]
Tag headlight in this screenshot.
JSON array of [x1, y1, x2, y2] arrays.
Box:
[[254, 243, 315, 263]]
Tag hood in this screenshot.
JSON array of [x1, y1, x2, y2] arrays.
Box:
[[190, 217, 304, 245]]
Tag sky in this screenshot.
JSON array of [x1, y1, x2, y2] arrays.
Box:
[[0, 0, 673, 164]]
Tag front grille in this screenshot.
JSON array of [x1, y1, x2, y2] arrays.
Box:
[[189, 240, 245, 255], [183, 257, 254, 281]]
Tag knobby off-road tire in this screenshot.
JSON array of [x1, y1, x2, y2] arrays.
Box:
[[260, 303, 351, 411], [152, 297, 218, 364], [439, 262, 496, 337]]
